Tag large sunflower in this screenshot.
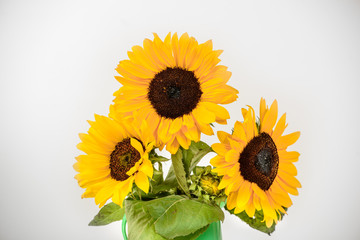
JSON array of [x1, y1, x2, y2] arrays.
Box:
[[211, 98, 301, 227], [111, 33, 238, 154], [74, 115, 155, 207]]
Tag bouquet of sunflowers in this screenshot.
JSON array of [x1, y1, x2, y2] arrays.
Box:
[[74, 33, 301, 240]]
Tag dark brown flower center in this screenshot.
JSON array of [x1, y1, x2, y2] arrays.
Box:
[[147, 67, 202, 119], [238, 132, 279, 190], [109, 138, 141, 181]]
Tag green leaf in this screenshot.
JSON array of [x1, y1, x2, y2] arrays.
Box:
[[181, 147, 194, 177], [125, 199, 166, 240], [144, 196, 224, 239], [190, 141, 212, 152], [171, 150, 190, 196], [188, 141, 212, 173], [226, 206, 285, 235], [150, 155, 170, 162], [125, 197, 215, 240], [189, 148, 212, 173], [88, 202, 125, 226], [153, 169, 164, 185], [151, 165, 178, 194]]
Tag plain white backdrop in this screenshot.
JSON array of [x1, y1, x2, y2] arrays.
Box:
[[1, 0, 360, 239]]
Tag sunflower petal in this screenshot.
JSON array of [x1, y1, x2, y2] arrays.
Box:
[[135, 171, 150, 193], [277, 131, 301, 150], [261, 100, 278, 134]]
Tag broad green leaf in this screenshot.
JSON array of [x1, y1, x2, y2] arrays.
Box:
[[125, 197, 213, 240], [125, 200, 166, 240], [88, 202, 125, 226], [144, 196, 224, 239], [171, 150, 190, 196]]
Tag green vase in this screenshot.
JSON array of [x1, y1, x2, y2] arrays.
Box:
[[122, 215, 222, 240]]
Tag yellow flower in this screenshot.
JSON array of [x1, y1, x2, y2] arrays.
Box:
[[210, 98, 301, 228], [200, 175, 221, 196], [74, 115, 155, 208], [110, 33, 238, 154]]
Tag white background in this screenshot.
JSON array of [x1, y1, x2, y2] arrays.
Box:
[[1, 0, 360, 239]]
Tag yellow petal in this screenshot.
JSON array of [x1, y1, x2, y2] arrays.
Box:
[[261, 197, 278, 221], [140, 159, 153, 178], [278, 171, 302, 188], [261, 100, 278, 134], [245, 194, 255, 218], [265, 217, 274, 228], [135, 171, 150, 193], [130, 138, 144, 155], [279, 162, 298, 176], [227, 163, 240, 177], [166, 137, 180, 154], [234, 205, 246, 214], [268, 188, 292, 208], [183, 36, 197, 68], [118, 60, 154, 79], [278, 150, 300, 162], [158, 118, 171, 142], [227, 192, 238, 210], [171, 32, 180, 66], [111, 186, 122, 206], [212, 143, 229, 156], [275, 178, 299, 196], [228, 138, 244, 152], [225, 149, 240, 163], [196, 121, 214, 135], [152, 33, 173, 66], [251, 183, 267, 200], [276, 131, 301, 150], [118, 178, 134, 205], [128, 45, 159, 73], [169, 117, 183, 134], [126, 160, 142, 176], [233, 121, 247, 141], [259, 98, 267, 124], [183, 126, 200, 142], [217, 131, 230, 144], [236, 181, 252, 208], [178, 33, 190, 68], [243, 107, 256, 141], [94, 179, 118, 207], [192, 104, 216, 124], [218, 175, 232, 189], [176, 131, 191, 149], [271, 113, 287, 142], [210, 155, 225, 167], [201, 101, 230, 122], [183, 114, 195, 128]]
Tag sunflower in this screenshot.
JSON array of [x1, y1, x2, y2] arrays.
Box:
[[74, 115, 155, 208], [110, 33, 238, 154], [210, 98, 301, 227]]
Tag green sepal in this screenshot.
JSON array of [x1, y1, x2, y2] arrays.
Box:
[[88, 202, 125, 226]]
